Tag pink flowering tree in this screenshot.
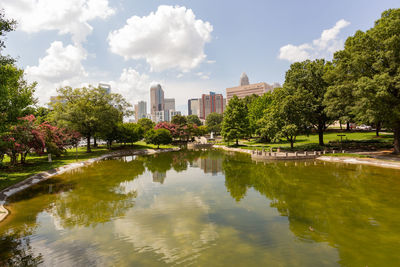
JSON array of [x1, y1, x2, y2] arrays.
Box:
[[155, 122, 179, 139]]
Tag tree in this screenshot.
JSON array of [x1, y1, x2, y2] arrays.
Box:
[[0, 9, 17, 65], [51, 86, 131, 152], [284, 59, 331, 146], [171, 114, 187, 126], [0, 64, 37, 133], [155, 122, 178, 138], [118, 123, 144, 145], [221, 96, 250, 145], [137, 118, 155, 133], [205, 112, 223, 134], [145, 129, 172, 148], [248, 93, 273, 139], [259, 87, 307, 148], [187, 115, 202, 126]]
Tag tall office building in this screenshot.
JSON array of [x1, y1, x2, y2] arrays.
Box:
[[134, 101, 147, 122], [164, 98, 175, 111], [150, 84, 165, 117], [226, 74, 279, 102], [98, 83, 111, 94], [199, 92, 224, 120], [188, 98, 200, 116]]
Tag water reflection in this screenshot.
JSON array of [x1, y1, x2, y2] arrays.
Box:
[[1, 150, 400, 266]]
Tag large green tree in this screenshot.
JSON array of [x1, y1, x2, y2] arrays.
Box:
[[221, 96, 250, 145], [186, 115, 202, 126], [328, 9, 400, 153], [284, 59, 331, 146], [248, 92, 273, 139], [51, 86, 131, 152], [259, 87, 307, 148]]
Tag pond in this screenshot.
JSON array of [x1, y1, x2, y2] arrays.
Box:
[[1, 150, 400, 266]]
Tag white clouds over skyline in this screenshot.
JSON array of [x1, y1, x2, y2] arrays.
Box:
[[1, 0, 115, 44], [278, 19, 350, 62], [108, 5, 213, 72]]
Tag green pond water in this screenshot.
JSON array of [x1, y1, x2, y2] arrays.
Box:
[[1, 150, 400, 266]]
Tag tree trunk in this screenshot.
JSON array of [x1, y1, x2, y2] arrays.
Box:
[[290, 138, 294, 149], [340, 121, 342, 130], [86, 135, 91, 153], [346, 121, 350, 131], [318, 123, 324, 146], [376, 121, 381, 137], [93, 137, 98, 148], [236, 138, 238, 146], [394, 125, 400, 154]]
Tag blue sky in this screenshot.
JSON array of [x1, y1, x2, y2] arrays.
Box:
[[1, 0, 399, 113]]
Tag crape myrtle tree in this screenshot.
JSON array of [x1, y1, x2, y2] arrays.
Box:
[[221, 95, 250, 145], [51, 86, 132, 152], [330, 9, 400, 152], [284, 59, 331, 146]]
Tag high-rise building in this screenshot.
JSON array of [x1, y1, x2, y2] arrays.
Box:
[[134, 101, 147, 122], [240, 72, 250, 86], [199, 92, 224, 120], [188, 98, 200, 116], [150, 84, 164, 117], [164, 98, 175, 111], [226, 74, 280, 102], [98, 83, 111, 94]]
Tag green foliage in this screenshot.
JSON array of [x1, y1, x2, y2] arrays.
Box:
[[137, 118, 155, 133], [145, 129, 173, 149], [248, 92, 273, 136], [205, 112, 223, 134], [258, 87, 307, 148], [0, 9, 17, 65], [50, 86, 131, 152], [284, 59, 331, 145], [171, 114, 187, 126], [0, 64, 37, 132], [221, 96, 250, 145], [186, 115, 202, 126], [118, 123, 144, 145]]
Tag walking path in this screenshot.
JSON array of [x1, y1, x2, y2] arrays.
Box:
[[0, 147, 180, 223]]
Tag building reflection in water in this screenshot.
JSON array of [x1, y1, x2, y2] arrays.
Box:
[[191, 158, 223, 176], [152, 171, 166, 184]]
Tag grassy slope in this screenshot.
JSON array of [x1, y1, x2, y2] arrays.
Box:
[[217, 131, 393, 150], [0, 141, 175, 191]]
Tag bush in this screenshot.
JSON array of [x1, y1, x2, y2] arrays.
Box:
[[145, 129, 172, 148]]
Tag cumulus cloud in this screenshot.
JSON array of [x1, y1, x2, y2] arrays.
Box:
[[26, 41, 88, 103], [0, 0, 115, 44], [108, 5, 213, 72], [108, 68, 153, 105], [278, 19, 350, 62]]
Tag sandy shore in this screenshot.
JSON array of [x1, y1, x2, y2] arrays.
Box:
[[0, 147, 180, 223]]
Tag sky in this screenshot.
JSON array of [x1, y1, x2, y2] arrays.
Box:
[[1, 0, 399, 114]]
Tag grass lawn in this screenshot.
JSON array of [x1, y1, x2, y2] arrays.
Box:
[[216, 131, 393, 151], [0, 141, 176, 191]]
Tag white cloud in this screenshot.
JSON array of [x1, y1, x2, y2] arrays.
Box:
[[26, 41, 88, 103], [0, 0, 115, 44], [278, 19, 350, 62], [108, 5, 213, 72], [108, 68, 153, 105]]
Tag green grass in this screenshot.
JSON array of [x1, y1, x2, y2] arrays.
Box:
[[0, 141, 177, 191], [216, 131, 393, 151]]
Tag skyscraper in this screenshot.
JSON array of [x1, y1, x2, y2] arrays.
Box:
[[134, 101, 147, 122], [98, 83, 111, 94], [150, 84, 164, 117], [164, 98, 175, 111], [188, 98, 200, 116], [199, 92, 224, 120]]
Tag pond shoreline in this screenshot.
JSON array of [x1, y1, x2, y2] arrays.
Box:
[[214, 145, 400, 169], [0, 147, 180, 223]]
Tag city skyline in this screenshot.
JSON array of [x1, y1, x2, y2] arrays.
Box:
[[1, 0, 398, 114]]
